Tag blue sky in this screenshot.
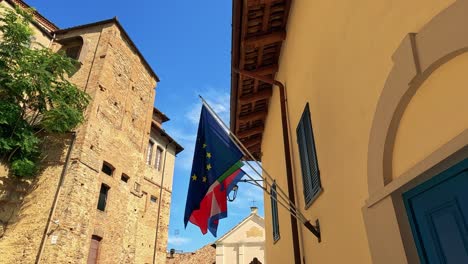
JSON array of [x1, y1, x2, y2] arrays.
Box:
[[27, 0, 265, 252]]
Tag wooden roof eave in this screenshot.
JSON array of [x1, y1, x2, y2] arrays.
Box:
[[230, 0, 291, 160]]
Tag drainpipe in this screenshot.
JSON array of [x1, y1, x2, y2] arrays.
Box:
[[152, 138, 173, 264], [234, 69, 302, 264], [36, 132, 76, 264]]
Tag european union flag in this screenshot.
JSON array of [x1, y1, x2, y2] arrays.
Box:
[[184, 105, 243, 228]]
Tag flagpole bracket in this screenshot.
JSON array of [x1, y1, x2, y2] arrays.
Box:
[[304, 219, 321, 242]]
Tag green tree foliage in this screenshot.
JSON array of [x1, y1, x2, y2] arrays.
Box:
[[0, 7, 89, 177]]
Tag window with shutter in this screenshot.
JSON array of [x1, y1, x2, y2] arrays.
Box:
[[296, 103, 322, 208], [271, 182, 280, 242], [155, 147, 163, 170]]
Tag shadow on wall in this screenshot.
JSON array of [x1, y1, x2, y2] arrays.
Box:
[[0, 133, 73, 238]]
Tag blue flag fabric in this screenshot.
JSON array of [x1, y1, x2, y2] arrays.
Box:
[[184, 105, 243, 228]]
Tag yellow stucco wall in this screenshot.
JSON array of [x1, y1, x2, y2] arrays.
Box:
[[392, 51, 468, 178], [261, 0, 455, 263]]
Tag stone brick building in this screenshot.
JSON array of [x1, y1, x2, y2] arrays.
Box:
[[0, 1, 183, 263]]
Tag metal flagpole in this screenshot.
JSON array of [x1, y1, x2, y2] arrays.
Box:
[[199, 96, 321, 241], [198, 96, 299, 211], [240, 158, 306, 222], [241, 169, 307, 222], [198, 96, 302, 217]]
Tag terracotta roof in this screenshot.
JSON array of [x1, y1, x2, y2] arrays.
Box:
[[230, 0, 291, 160], [4, 0, 57, 37], [54, 17, 160, 82]]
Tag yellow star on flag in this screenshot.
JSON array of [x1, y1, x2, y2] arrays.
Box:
[[191, 174, 197, 181], [202, 143, 207, 148], [206, 164, 212, 171], [206, 152, 212, 158], [202, 176, 207, 182]]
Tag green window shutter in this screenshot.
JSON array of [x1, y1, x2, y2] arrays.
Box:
[[296, 103, 322, 207], [271, 182, 280, 242]]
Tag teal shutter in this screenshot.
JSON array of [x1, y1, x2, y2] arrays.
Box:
[[296, 103, 322, 207], [271, 182, 280, 241]]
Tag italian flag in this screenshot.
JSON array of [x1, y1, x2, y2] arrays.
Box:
[[189, 163, 245, 236]]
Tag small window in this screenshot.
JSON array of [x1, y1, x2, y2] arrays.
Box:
[[142, 191, 148, 212], [101, 162, 114, 176], [271, 182, 280, 242], [146, 141, 154, 165], [97, 184, 110, 211], [155, 147, 163, 170], [150, 195, 157, 203], [121, 174, 129, 183], [134, 182, 141, 193], [58, 37, 83, 61], [65, 45, 81, 60], [296, 103, 322, 207]]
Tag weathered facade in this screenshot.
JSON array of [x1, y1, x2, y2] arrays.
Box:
[[0, 1, 182, 263], [231, 0, 468, 263]]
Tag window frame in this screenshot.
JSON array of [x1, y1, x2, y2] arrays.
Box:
[[97, 184, 110, 211], [57, 36, 84, 63], [101, 162, 114, 177], [296, 103, 322, 209], [120, 173, 129, 183], [155, 146, 163, 170], [146, 140, 155, 165], [271, 182, 280, 242], [87, 235, 102, 264]]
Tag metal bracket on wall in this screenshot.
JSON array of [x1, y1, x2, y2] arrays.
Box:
[[304, 219, 321, 242]]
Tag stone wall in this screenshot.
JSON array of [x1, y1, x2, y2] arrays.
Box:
[[0, 6, 179, 263], [0, 134, 72, 264], [166, 244, 216, 264], [39, 22, 171, 264]]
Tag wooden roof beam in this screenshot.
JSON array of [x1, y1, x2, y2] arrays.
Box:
[[237, 126, 264, 138], [238, 110, 268, 122], [242, 138, 262, 149], [244, 31, 286, 49], [247, 0, 277, 7], [239, 89, 272, 103], [253, 65, 278, 76]]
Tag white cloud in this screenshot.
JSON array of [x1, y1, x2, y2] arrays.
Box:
[[168, 236, 191, 246], [175, 87, 234, 171], [185, 87, 231, 125]]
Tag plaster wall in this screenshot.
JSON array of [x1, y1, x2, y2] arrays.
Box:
[[261, 0, 456, 263], [392, 52, 468, 178]]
